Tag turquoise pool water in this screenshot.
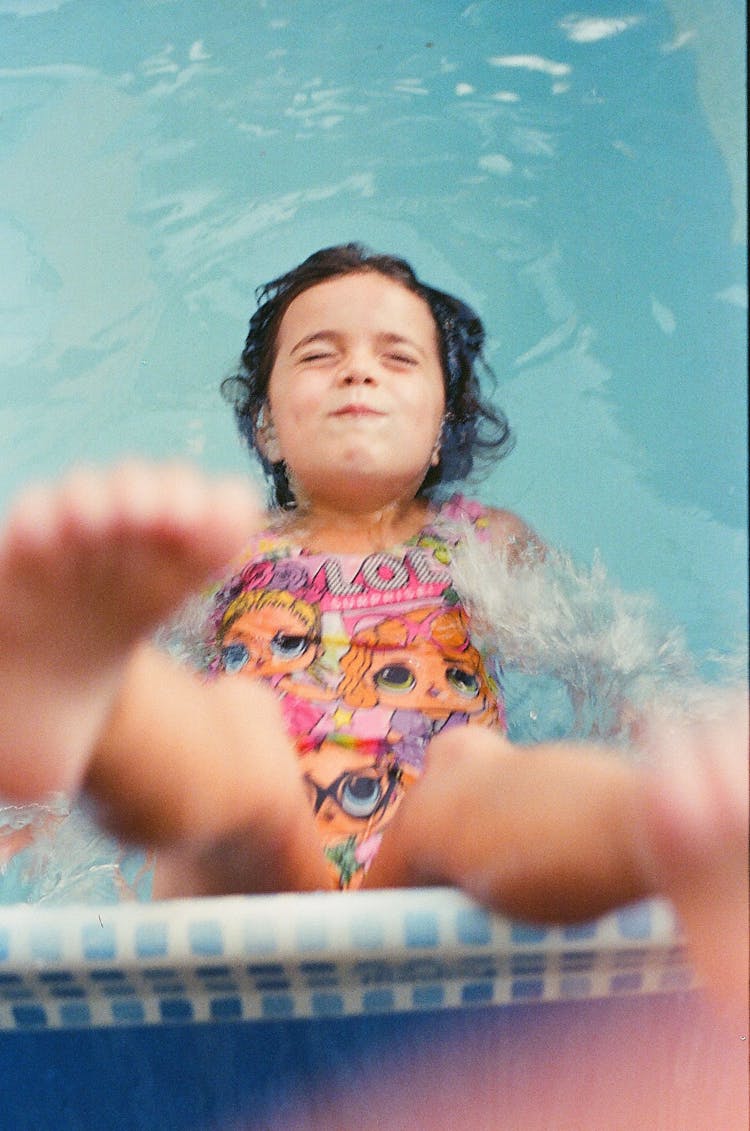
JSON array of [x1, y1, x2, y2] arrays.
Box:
[[1, 0, 746, 669]]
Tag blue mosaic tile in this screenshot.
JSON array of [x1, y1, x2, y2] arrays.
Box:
[[82, 922, 117, 960], [142, 966, 178, 980], [295, 918, 328, 951], [105, 983, 137, 998], [243, 918, 278, 955], [189, 920, 225, 957], [560, 950, 596, 972], [196, 968, 237, 993], [610, 972, 643, 994], [311, 991, 345, 1017], [401, 957, 444, 982], [411, 984, 444, 1010], [89, 968, 128, 984], [247, 962, 284, 976], [39, 970, 74, 984], [2, 986, 33, 1001], [247, 962, 290, 989], [12, 1004, 48, 1028], [59, 1001, 92, 1027], [562, 921, 598, 941], [511, 953, 546, 977], [112, 999, 145, 1025], [455, 906, 492, 946], [210, 996, 243, 1021], [135, 922, 169, 958], [560, 974, 593, 998], [300, 961, 339, 987], [511, 978, 545, 1001], [145, 981, 184, 996], [196, 964, 231, 979], [252, 975, 291, 992], [362, 987, 396, 1012], [510, 923, 548, 944], [49, 984, 86, 1000], [261, 992, 295, 1020], [29, 928, 62, 963], [354, 960, 392, 986], [461, 981, 495, 1006], [404, 910, 439, 949], [459, 955, 498, 979], [159, 997, 194, 1023], [616, 902, 652, 940], [658, 968, 692, 992], [350, 914, 385, 949], [612, 948, 647, 970]]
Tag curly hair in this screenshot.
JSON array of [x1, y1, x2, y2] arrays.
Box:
[[221, 243, 514, 507]]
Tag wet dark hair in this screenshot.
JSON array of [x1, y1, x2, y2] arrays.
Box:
[[221, 242, 514, 508]]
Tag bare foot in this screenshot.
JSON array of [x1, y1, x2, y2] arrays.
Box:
[[0, 461, 262, 803]]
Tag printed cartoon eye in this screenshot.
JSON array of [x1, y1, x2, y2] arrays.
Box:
[[221, 642, 249, 673], [446, 666, 480, 698], [338, 773, 385, 818], [271, 632, 313, 659], [373, 663, 416, 692]]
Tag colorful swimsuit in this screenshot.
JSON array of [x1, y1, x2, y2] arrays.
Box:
[[204, 494, 505, 889]]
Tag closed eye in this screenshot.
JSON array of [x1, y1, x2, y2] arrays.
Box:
[[299, 351, 337, 363], [385, 352, 418, 366]]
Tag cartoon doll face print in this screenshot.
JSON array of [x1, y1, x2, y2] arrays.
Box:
[[366, 637, 486, 715], [301, 741, 411, 842], [219, 589, 321, 681], [337, 605, 496, 720]]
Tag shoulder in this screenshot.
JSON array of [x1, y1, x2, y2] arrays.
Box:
[[483, 507, 546, 566], [438, 494, 545, 566]]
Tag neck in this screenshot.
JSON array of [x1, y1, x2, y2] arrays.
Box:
[[273, 495, 432, 554]]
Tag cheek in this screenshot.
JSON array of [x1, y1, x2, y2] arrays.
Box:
[[406, 380, 445, 426]]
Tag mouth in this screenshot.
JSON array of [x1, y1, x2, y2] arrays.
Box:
[[331, 404, 385, 418]]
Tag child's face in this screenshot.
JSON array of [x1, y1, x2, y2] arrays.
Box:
[[265, 272, 446, 509]]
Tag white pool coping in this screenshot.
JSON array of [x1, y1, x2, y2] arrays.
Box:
[[0, 889, 695, 1032]]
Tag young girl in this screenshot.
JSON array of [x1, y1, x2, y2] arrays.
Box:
[[0, 245, 745, 1006]]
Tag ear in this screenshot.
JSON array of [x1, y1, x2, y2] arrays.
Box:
[[256, 407, 282, 462]]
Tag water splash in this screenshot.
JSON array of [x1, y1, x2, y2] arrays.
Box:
[[451, 527, 745, 752], [0, 797, 151, 905]]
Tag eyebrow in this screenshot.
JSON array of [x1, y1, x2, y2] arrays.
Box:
[[289, 331, 426, 357], [290, 331, 338, 355]]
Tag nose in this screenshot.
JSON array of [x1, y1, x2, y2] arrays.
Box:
[[340, 368, 375, 386], [337, 351, 376, 386]]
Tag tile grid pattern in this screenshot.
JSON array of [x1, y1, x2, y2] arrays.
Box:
[[0, 891, 693, 1031]]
